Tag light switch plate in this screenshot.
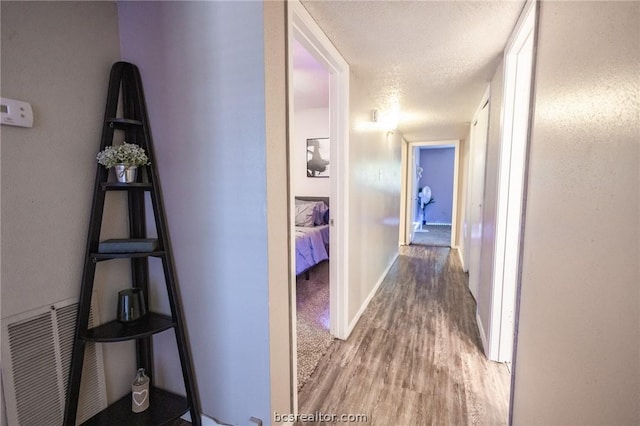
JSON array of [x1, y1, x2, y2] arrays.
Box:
[[1, 97, 33, 128]]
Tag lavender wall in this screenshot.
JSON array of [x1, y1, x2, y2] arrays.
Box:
[[118, 2, 280, 422], [417, 147, 455, 224]]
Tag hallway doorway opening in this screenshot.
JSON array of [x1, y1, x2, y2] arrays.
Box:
[[287, 0, 351, 409], [400, 139, 460, 249], [413, 145, 456, 247]]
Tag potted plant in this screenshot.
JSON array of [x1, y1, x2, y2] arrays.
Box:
[[96, 142, 150, 183]]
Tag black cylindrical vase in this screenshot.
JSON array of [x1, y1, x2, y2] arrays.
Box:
[[117, 288, 147, 323]]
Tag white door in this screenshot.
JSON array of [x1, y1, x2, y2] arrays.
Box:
[[467, 90, 490, 300]]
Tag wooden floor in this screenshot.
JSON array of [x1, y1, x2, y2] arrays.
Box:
[[297, 245, 510, 425]]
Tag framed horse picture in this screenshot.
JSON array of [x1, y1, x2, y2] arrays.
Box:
[[306, 137, 330, 178]]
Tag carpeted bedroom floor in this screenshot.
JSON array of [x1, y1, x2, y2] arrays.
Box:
[[296, 260, 334, 390]]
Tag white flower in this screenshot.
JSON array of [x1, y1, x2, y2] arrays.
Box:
[[97, 142, 150, 169]]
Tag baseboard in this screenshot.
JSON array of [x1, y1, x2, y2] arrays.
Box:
[[457, 248, 466, 271], [413, 221, 452, 227], [346, 251, 399, 336], [183, 411, 278, 426], [182, 412, 229, 426], [476, 311, 489, 357]]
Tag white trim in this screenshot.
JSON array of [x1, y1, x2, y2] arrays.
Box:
[[476, 311, 489, 356], [401, 139, 460, 249], [451, 139, 461, 249], [399, 139, 409, 245], [416, 222, 452, 227], [182, 412, 232, 426], [489, 0, 536, 363], [346, 252, 399, 336], [457, 248, 466, 271]]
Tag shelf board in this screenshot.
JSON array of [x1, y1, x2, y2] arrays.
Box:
[[101, 182, 152, 191], [81, 387, 189, 426], [106, 118, 143, 129], [91, 251, 165, 263], [82, 312, 175, 342], [98, 238, 158, 254]]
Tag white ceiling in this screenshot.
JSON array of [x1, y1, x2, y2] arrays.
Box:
[[298, 0, 525, 141]]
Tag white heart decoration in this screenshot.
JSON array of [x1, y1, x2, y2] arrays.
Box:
[[133, 390, 148, 406]]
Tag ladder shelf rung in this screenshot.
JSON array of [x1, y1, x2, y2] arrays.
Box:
[[101, 182, 152, 191], [80, 386, 188, 425], [98, 238, 158, 253], [106, 118, 143, 129], [82, 312, 175, 342], [90, 251, 165, 262]]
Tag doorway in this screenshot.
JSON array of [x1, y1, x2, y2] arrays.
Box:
[[413, 146, 457, 247], [401, 139, 460, 249], [290, 38, 332, 392], [287, 0, 351, 409]]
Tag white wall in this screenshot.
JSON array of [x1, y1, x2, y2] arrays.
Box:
[[291, 108, 330, 197], [0, 0, 133, 406], [0, 0, 120, 318], [347, 71, 402, 324], [512, 1, 640, 424], [118, 2, 288, 424], [476, 61, 504, 347]]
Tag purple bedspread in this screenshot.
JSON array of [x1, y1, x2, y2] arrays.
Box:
[[295, 225, 329, 275]]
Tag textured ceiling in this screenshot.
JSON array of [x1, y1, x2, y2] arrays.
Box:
[[300, 0, 525, 141]]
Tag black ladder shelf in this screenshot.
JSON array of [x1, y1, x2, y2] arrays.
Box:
[[64, 62, 201, 426]]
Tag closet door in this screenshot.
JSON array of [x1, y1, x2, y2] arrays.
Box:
[[467, 89, 490, 300]]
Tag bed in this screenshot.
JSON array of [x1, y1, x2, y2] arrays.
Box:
[[294, 197, 330, 278]]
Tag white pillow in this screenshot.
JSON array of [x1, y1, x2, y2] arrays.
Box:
[[294, 203, 316, 227]]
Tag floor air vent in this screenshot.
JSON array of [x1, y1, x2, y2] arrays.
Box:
[[2, 296, 107, 425]]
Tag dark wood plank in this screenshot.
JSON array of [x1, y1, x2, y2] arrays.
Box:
[[82, 312, 175, 342]]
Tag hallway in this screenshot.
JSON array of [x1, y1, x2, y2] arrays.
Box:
[[298, 245, 510, 425]]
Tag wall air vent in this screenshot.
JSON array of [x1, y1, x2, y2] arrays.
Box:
[[1, 296, 107, 425]]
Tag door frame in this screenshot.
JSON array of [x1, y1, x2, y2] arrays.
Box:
[[400, 139, 460, 248], [287, 0, 351, 406], [489, 0, 537, 362]]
